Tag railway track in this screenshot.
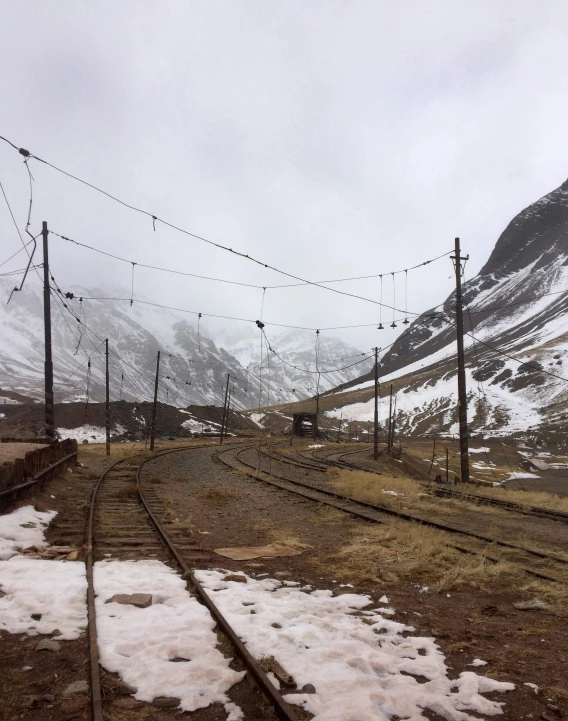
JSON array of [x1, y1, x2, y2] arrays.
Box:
[[219, 444, 568, 586], [86, 444, 299, 721], [287, 443, 568, 527]]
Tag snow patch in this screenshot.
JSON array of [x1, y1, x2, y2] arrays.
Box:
[[196, 569, 514, 720], [94, 560, 244, 717], [0, 505, 56, 560]]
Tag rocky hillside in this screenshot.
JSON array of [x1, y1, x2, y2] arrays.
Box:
[[320, 177, 568, 441], [0, 278, 372, 409]]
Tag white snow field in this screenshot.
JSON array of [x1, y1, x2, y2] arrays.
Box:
[[196, 570, 514, 721], [94, 560, 244, 717], [0, 505, 87, 638], [0, 505, 56, 560]]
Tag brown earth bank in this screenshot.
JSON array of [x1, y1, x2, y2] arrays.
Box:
[[0, 401, 258, 441], [1, 440, 567, 720]]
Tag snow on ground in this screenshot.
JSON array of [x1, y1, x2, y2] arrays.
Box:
[[0, 505, 56, 560], [249, 412, 265, 428], [0, 506, 87, 638], [506, 472, 541, 480], [308, 444, 326, 449], [0, 557, 87, 638], [57, 425, 107, 443], [327, 366, 543, 436], [196, 570, 514, 721], [470, 448, 491, 454], [94, 560, 244, 717]]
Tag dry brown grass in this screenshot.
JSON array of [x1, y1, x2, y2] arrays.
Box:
[[329, 522, 521, 592], [200, 488, 235, 505], [316, 504, 344, 524], [328, 467, 424, 510], [541, 686, 568, 702], [267, 529, 312, 550], [163, 498, 194, 534], [116, 483, 138, 499], [467, 485, 568, 514], [251, 518, 312, 550]]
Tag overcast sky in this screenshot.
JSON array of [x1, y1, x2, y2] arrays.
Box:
[[2, 1, 568, 357]]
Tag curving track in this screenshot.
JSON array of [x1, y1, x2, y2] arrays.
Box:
[[280, 442, 568, 527], [86, 444, 299, 721], [219, 443, 568, 586]]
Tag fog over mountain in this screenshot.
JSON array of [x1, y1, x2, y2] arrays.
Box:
[[0, 278, 373, 409]]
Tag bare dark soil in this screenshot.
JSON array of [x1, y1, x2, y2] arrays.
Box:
[[2, 441, 568, 720], [0, 401, 258, 441], [148, 445, 568, 721]]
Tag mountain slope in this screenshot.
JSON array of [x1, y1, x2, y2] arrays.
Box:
[[219, 326, 375, 404], [321, 178, 568, 440], [0, 278, 372, 409]]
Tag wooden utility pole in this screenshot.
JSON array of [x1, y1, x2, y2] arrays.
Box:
[[451, 237, 470, 484], [42, 222, 54, 441], [373, 347, 379, 460], [220, 374, 230, 444], [428, 436, 437, 475], [387, 384, 393, 452], [150, 351, 160, 451], [105, 339, 110, 456], [337, 412, 343, 443], [225, 388, 232, 438], [391, 394, 397, 447], [446, 447, 449, 483]]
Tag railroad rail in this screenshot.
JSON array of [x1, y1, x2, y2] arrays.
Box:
[[86, 443, 299, 721], [290, 443, 568, 527], [218, 444, 568, 586]]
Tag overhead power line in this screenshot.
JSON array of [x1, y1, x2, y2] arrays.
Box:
[[51, 229, 452, 291], [0, 135, 451, 315]]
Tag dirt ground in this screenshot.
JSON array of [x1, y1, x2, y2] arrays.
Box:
[[1, 439, 568, 721], [0, 442, 47, 463]]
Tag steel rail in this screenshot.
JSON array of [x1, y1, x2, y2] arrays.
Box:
[[85, 442, 230, 721], [222, 445, 568, 584], [136, 447, 300, 721], [299, 445, 568, 526]]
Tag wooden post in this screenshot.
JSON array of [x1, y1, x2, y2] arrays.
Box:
[[373, 347, 379, 460], [42, 222, 54, 441], [428, 436, 437, 476], [150, 351, 160, 451], [452, 237, 470, 484], [387, 384, 393, 452], [446, 447, 449, 483], [105, 339, 110, 456], [220, 374, 230, 444]]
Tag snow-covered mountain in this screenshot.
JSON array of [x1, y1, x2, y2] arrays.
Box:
[[218, 326, 375, 405], [322, 178, 568, 441], [0, 277, 372, 409]]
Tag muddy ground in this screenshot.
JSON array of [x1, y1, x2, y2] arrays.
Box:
[[1, 440, 567, 720]]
